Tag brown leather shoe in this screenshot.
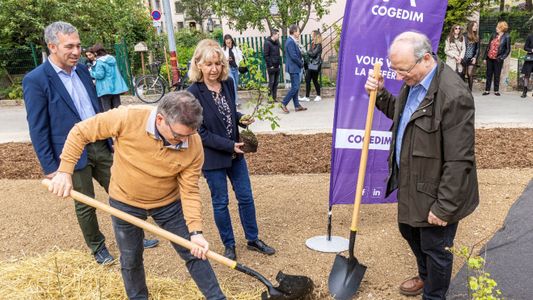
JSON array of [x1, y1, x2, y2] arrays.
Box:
[[399, 276, 423, 296], [295, 106, 307, 112], [281, 104, 290, 114]]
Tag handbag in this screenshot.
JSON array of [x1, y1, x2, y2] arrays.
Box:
[[308, 61, 320, 71], [525, 53, 533, 62]]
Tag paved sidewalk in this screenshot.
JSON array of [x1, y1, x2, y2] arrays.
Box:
[[1, 91, 532, 143]]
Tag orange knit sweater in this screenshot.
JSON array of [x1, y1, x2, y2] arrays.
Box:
[[58, 105, 204, 231]]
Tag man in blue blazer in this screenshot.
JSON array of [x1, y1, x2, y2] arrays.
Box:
[[23, 22, 158, 264], [281, 24, 307, 114]]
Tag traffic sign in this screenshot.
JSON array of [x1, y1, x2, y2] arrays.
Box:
[[152, 20, 161, 27], [151, 10, 161, 21]]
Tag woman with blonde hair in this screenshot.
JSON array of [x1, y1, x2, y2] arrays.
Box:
[[187, 39, 275, 261], [301, 30, 323, 102], [462, 21, 480, 91], [483, 21, 511, 96], [444, 24, 466, 73]]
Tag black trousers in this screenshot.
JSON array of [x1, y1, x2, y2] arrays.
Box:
[[100, 94, 121, 112], [399, 222, 458, 300], [267, 67, 280, 101], [485, 58, 504, 92], [305, 68, 321, 97]]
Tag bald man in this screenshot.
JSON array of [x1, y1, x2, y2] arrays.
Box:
[[365, 31, 479, 299]]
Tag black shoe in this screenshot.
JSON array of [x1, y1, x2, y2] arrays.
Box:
[[521, 88, 528, 98], [224, 246, 236, 260], [247, 239, 276, 255], [94, 246, 115, 265], [143, 238, 159, 249], [494, 92, 501, 96], [482, 91, 490, 96]]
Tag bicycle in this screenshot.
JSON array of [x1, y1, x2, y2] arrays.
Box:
[[134, 61, 190, 104]]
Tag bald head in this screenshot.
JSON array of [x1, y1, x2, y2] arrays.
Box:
[[388, 31, 436, 86], [389, 31, 433, 61]]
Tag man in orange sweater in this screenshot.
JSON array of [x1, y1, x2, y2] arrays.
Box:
[[48, 91, 226, 299]]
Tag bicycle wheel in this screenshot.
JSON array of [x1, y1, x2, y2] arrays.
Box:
[[135, 75, 166, 103]]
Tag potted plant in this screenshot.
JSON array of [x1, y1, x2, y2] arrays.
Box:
[[238, 44, 280, 153]]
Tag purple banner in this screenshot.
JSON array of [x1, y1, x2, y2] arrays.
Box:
[[329, 0, 448, 205]]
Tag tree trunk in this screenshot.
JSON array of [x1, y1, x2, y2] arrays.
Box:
[[500, 0, 505, 11], [526, 0, 532, 11]]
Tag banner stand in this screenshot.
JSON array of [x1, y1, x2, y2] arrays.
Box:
[[306, 206, 349, 253]]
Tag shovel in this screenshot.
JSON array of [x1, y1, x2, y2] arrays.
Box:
[[42, 179, 313, 300], [328, 63, 382, 300]]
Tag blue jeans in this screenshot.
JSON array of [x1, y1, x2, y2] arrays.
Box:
[[109, 198, 225, 300], [229, 67, 240, 102], [203, 157, 259, 247], [282, 72, 301, 108]]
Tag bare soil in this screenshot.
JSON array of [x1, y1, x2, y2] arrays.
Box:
[[1, 129, 533, 299]]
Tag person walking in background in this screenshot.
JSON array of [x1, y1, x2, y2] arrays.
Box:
[[222, 34, 243, 105], [365, 31, 479, 299], [23, 21, 116, 265], [462, 21, 480, 91], [90, 44, 129, 111], [187, 39, 276, 261], [483, 21, 511, 96], [263, 29, 281, 102], [444, 24, 466, 74], [281, 24, 307, 113], [47, 91, 226, 300], [520, 31, 533, 98], [301, 30, 323, 102]]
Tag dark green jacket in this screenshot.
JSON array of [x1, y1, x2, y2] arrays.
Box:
[[376, 60, 479, 227]]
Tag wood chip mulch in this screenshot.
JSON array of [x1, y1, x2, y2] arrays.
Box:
[[1, 128, 532, 180]]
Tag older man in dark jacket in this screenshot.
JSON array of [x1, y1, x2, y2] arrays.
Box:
[[264, 29, 281, 102], [365, 31, 479, 300]]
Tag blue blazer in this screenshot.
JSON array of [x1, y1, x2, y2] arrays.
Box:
[[23, 60, 105, 175], [284, 37, 303, 74], [187, 78, 244, 171]]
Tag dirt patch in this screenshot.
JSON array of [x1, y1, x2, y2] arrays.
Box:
[[1, 128, 533, 179], [1, 169, 532, 299]]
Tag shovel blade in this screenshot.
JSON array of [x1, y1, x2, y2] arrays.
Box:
[[261, 271, 314, 300], [328, 254, 367, 300]]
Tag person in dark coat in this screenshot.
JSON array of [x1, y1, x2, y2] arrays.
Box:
[[461, 21, 480, 91], [301, 30, 323, 102], [365, 31, 479, 299], [263, 29, 281, 102], [483, 21, 511, 96], [187, 39, 275, 261], [520, 32, 533, 98]]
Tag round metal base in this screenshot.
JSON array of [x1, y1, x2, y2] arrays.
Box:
[[305, 235, 349, 253]]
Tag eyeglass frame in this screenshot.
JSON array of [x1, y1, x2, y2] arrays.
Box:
[[390, 55, 424, 76], [165, 118, 195, 140]]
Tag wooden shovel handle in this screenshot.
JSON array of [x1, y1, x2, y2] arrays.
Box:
[[350, 63, 382, 231], [41, 179, 237, 269]]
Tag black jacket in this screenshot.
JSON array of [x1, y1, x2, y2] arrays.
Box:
[[187, 78, 245, 171], [484, 32, 511, 60], [263, 37, 281, 69], [376, 59, 479, 227], [463, 33, 480, 61], [524, 34, 533, 54], [307, 43, 323, 65]]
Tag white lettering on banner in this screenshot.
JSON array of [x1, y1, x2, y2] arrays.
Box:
[[335, 129, 392, 150], [353, 55, 396, 79], [371, 5, 423, 23]]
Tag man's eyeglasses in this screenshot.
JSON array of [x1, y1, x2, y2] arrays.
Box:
[[390, 56, 423, 76], [166, 119, 194, 140]]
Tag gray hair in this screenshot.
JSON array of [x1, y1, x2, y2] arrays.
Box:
[[44, 21, 78, 45], [156, 91, 203, 129], [390, 31, 432, 60]]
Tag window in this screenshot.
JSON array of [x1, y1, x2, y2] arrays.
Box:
[[174, 1, 184, 13]]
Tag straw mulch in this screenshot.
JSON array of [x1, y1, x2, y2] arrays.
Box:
[[0, 248, 261, 299]]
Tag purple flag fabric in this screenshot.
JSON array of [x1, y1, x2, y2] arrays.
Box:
[[329, 0, 448, 205]]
